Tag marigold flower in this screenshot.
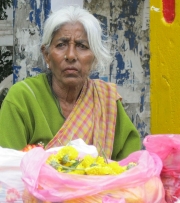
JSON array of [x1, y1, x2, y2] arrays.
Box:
[[108, 162, 126, 174], [85, 166, 114, 175], [96, 156, 106, 166], [46, 146, 137, 176], [68, 163, 85, 175], [46, 154, 59, 164], [56, 146, 78, 162], [81, 155, 95, 168]]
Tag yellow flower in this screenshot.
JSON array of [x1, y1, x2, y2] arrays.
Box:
[[68, 163, 85, 175], [63, 160, 76, 167], [46, 145, 137, 176], [56, 146, 78, 163], [85, 166, 114, 175], [107, 162, 126, 174], [127, 162, 137, 170], [57, 166, 63, 172], [46, 154, 59, 164], [81, 155, 95, 168], [96, 156, 106, 166]]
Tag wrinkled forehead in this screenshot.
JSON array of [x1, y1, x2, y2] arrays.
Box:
[[52, 22, 88, 41]]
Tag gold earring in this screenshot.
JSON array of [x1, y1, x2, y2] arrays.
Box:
[[64, 55, 67, 59]]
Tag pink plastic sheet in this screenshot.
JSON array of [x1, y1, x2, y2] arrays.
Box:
[[20, 148, 166, 203], [144, 134, 180, 203]]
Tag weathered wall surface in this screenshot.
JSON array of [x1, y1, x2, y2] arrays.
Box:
[[150, 0, 180, 134], [0, 7, 13, 106], [13, 0, 51, 83]]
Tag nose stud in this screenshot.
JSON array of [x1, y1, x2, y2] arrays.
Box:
[[64, 55, 77, 61]]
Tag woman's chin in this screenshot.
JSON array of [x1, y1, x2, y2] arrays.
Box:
[[62, 77, 85, 87]]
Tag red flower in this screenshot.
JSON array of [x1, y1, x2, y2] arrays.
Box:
[[21, 143, 44, 152], [6, 188, 21, 202]]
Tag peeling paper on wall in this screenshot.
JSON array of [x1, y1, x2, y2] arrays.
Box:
[[142, 0, 150, 30], [36, 0, 40, 8], [150, 6, 160, 12], [51, 0, 83, 12]]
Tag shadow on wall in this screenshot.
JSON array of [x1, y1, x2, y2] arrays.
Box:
[[0, 1, 13, 106], [0, 46, 13, 107], [0, 0, 13, 20], [0, 88, 8, 107]]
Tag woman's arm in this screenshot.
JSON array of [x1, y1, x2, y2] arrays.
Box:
[[0, 100, 28, 149], [111, 100, 141, 161]]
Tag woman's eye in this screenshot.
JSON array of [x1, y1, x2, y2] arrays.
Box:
[[76, 43, 88, 49], [56, 43, 66, 48]]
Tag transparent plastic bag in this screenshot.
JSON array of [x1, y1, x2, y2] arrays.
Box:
[[144, 134, 180, 203]]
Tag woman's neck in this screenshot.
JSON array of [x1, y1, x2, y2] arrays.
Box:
[[51, 76, 86, 118], [52, 79, 83, 104]]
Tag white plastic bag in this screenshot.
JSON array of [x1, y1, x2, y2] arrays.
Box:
[[0, 147, 25, 202], [47, 138, 98, 157]]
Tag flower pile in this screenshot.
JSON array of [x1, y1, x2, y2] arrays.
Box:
[[46, 146, 137, 175]]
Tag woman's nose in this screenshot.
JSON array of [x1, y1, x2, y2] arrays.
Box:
[[65, 43, 77, 62]]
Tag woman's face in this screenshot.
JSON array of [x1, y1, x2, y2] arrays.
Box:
[[43, 22, 95, 87]]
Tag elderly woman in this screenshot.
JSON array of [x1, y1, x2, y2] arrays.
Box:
[[0, 6, 140, 160]]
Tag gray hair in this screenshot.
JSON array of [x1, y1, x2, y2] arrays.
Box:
[[41, 6, 112, 72]]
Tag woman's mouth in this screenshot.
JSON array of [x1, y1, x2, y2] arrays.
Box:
[[64, 67, 78, 73]]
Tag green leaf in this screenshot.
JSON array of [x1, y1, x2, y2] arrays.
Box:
[[98, 142, 108, 164], [61, 154, 69, 164], [49, 160, 60, 170], [69, 160, 81, 168], [90, 163, 98, 167]]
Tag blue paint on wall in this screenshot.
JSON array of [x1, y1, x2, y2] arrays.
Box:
[[27, 67, 42, 77], [13, 66, 21, 84], [13, 0, 18, 27], [29, 10, 34, 22], [90, 1, 147, 86], [29, 0, 51, 35], [140, 87, 145, 112], [32, 67, 42, 73], [13, 0, 18, 8], [93, 14, 108, 40], [44, 0, 51, 20]]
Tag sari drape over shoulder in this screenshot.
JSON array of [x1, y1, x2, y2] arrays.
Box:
[[45, 79, 122, 158]]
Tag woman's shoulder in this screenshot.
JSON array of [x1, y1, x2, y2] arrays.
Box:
[[22, 73, 47, 85], [10, 73, 47, 90], [6, 73, 48, 98]]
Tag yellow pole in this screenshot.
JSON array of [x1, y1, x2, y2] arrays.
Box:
[[150, 0, 180, 133]]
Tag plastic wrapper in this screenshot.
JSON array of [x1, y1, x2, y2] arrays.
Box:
[[0, 147, 25, 202], [144, 134, 180, 203], [20, 145, 166, 203]]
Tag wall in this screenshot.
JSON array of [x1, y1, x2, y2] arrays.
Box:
[[150, 0, 180, 134], [13, 0, 51, 83]]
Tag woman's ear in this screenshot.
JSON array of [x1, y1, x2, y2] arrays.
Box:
[[41, 45, 49, 64]]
